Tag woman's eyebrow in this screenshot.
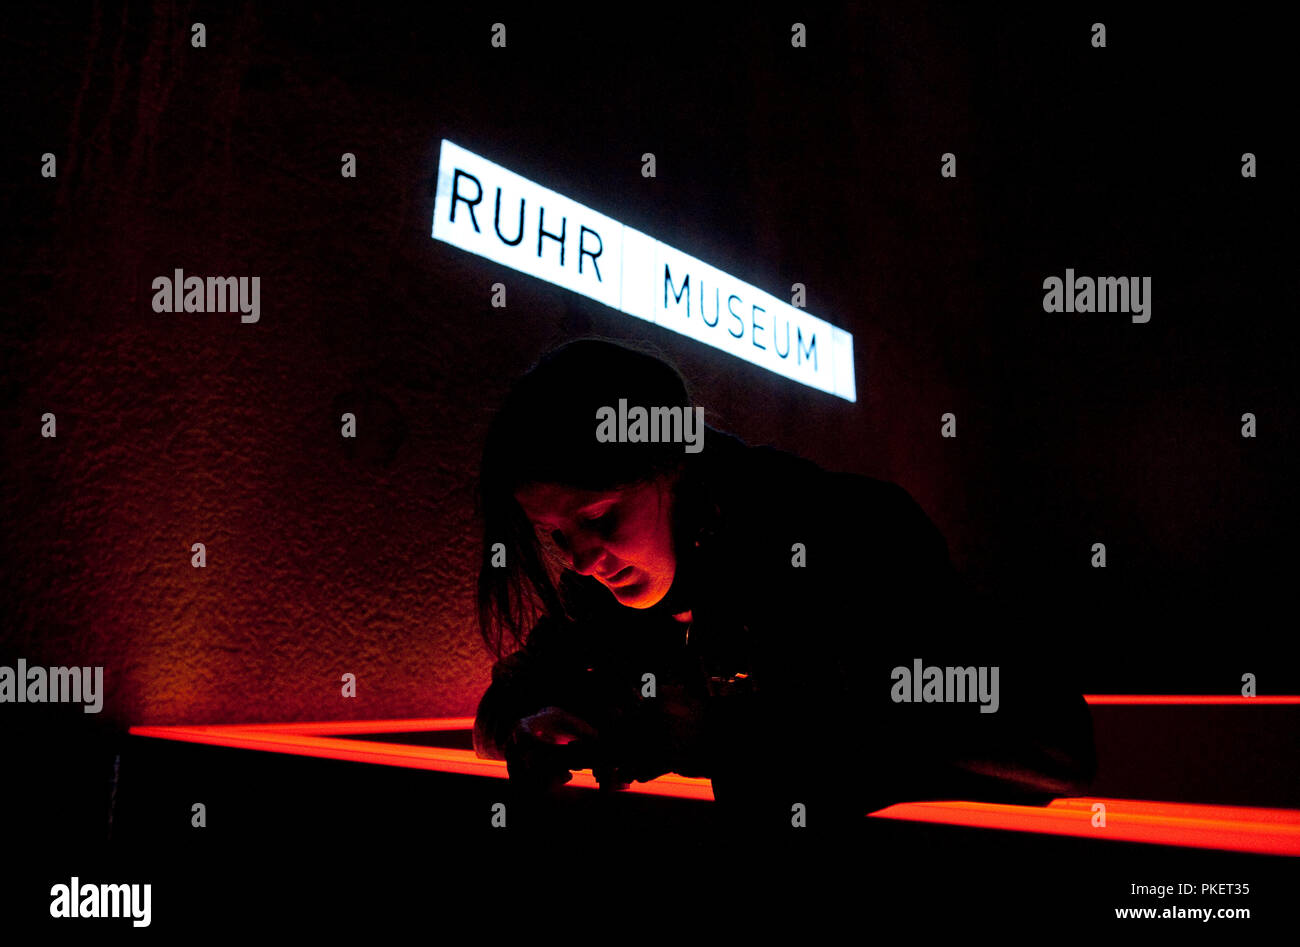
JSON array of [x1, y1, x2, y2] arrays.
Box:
[[544, 499, 615, 525], [528, 497, 616, 530]]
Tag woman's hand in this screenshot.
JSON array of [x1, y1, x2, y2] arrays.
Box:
[[517, 706, 599, 745], [503, 706, 599, 789], [505, 705, 673, 792]]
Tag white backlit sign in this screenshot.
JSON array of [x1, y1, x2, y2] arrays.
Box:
[[432, 139, 856, 401]]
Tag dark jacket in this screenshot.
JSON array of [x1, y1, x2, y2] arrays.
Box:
[[473, 428, 1096, 822]]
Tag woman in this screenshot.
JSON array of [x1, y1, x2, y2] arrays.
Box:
[[472, 338, 1096, 828]]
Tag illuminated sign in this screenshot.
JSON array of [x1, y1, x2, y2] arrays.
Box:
[[431, 139, 856, 401]]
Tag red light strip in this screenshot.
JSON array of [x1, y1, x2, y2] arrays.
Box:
[[129, 720, 715, 801], [869, 797, 1300, 856], [129, 716, 1300, 853], [1083, 695, 1300, 705], [186, 716, 480, 734]]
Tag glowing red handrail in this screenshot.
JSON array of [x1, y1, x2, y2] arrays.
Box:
[[129, 721, 715, 800], [869, 797, 1300, 856], [129, 713, 1300, 854], [1084, 695, 1300, 705]]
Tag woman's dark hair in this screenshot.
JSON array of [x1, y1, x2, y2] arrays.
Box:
[[474, 337, 713, 659]]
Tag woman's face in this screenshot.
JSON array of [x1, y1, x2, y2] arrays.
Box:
[[515, 474, 678, 609]]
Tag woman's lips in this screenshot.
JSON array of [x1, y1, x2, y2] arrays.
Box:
[[605, 566, 634, 585]]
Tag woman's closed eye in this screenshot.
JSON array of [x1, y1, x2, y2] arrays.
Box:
[[532, 508, 618, 559], [581, 509, 617, 535]]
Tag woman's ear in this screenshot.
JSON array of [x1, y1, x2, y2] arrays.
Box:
[[658, 464, 686, 511]]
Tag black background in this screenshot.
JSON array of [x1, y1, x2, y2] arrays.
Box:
[[2, 2, 1295, 935]]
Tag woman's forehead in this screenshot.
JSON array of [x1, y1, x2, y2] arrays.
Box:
[[513, 482, 621, 520]]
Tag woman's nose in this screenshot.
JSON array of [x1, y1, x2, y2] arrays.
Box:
[[568, 535, 609, 576]]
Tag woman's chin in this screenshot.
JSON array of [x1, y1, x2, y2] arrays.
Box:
[[611, 580, 667, 609]]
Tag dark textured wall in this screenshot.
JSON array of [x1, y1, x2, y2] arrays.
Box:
[[1, 4, 1292, 744]]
